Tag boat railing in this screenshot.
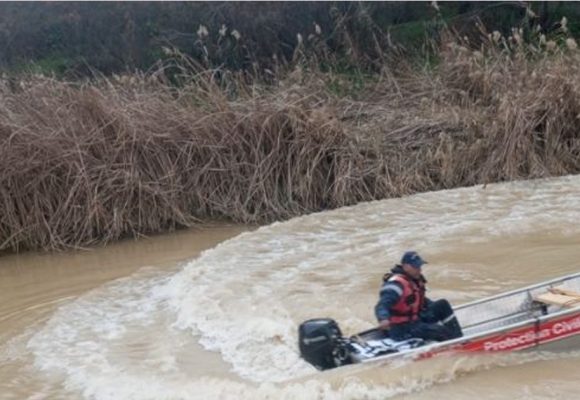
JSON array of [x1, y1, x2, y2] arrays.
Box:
[[456, 272, 580, 336]]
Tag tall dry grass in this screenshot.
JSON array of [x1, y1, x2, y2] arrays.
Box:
[[0, 68, 373, 251], [2, 27, 580, 252]]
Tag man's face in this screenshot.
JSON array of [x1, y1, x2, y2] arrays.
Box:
[[402, 263, 422, 279]]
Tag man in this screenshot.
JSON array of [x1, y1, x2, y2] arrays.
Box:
[[374, 250, 463, 342]]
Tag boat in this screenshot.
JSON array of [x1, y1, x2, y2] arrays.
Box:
[[298, 271, 580, 370]]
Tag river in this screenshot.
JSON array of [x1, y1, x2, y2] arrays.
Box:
[[1, 176, 580, 399]]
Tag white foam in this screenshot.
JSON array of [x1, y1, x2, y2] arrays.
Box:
[[164, 175, 580, 382]]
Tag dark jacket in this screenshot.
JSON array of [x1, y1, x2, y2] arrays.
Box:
[[374, 265, 432, 322]]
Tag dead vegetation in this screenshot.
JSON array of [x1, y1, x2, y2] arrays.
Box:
[[2, 27, 580, 252]]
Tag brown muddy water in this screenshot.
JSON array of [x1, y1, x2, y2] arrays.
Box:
[[1, 176, 580, 400]]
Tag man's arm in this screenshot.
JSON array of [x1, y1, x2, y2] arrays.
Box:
[[374, 281, 403, 323]]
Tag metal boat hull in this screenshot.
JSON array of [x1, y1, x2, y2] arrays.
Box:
[[361, 272, 580, 366], [298, 272, 580, 370]]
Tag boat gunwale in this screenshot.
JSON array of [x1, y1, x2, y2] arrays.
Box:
[[454, 271, 580, 311]]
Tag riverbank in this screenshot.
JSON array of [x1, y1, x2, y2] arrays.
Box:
[[2, 29, 580, 252]]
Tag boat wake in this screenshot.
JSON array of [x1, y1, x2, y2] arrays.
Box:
[[7, 175, 580, 399]]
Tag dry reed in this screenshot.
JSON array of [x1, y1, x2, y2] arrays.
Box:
[[2, 29, 580, 252]]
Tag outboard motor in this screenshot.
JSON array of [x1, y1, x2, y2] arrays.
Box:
[[298, 318, 351, 370]]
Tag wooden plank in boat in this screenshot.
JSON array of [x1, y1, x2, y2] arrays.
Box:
[[534, 291, 580, 308], [549, 288, 580, 298]]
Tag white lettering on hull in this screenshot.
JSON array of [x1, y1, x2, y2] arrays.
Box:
[[552, 316, 580, 335], [482, 315, 580, 351]]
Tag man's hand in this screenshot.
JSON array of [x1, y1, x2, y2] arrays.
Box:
[[378, 320, 390, 330]]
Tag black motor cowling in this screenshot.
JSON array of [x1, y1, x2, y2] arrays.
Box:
[[298, 318, 350, 370]]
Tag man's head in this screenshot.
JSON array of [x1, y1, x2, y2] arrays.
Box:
[[400, 251, 427, 279]]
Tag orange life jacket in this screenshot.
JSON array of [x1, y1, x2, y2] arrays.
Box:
[[387, 274, 426, 325]]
